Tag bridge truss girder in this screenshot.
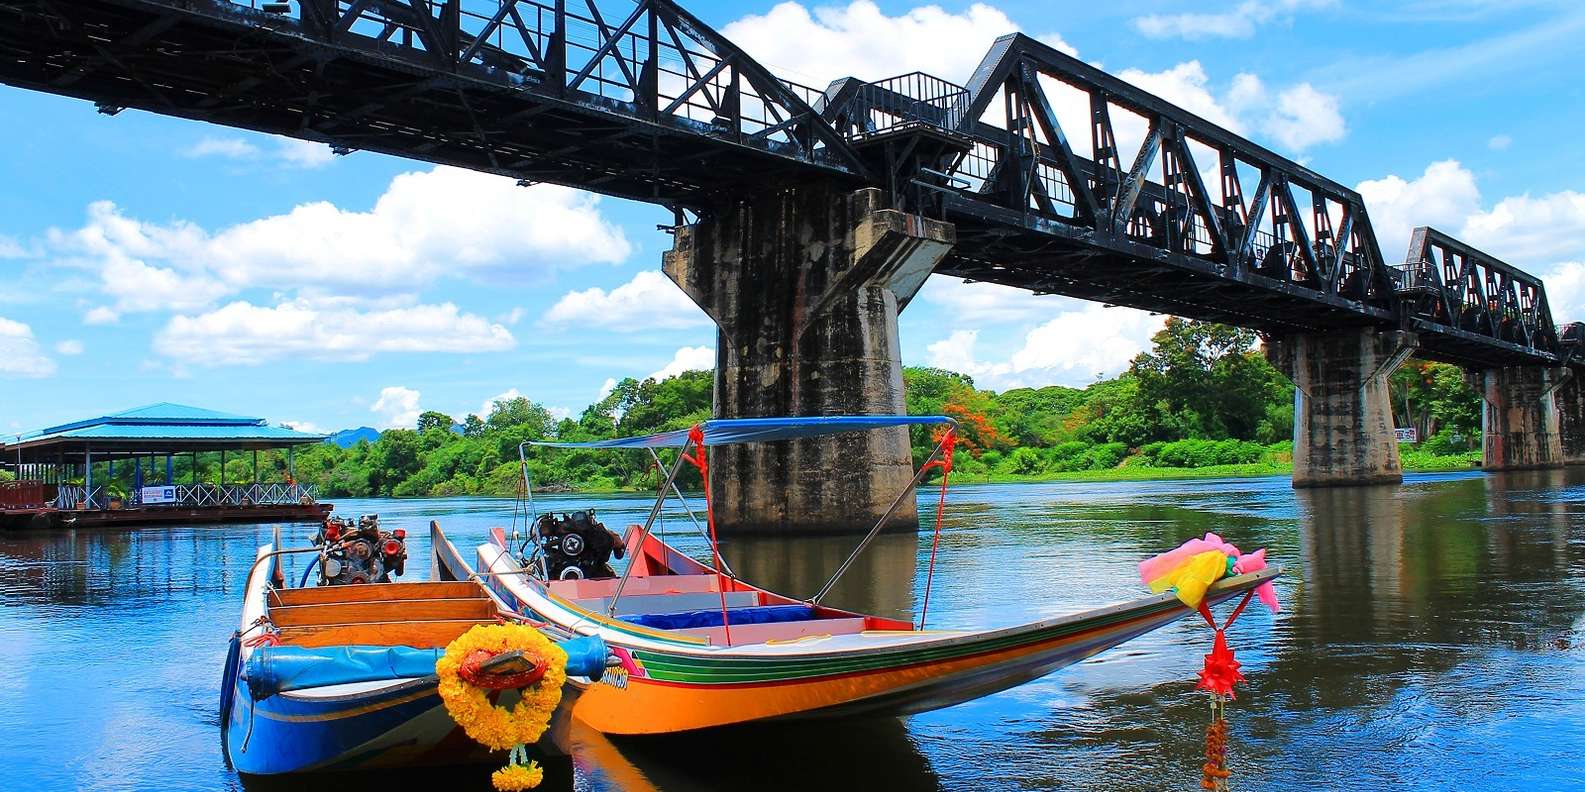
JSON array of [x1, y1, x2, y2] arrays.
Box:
[[0, 3, 1565, 368], [0, 0, 864, 207], [919, 34, 1403, 338]]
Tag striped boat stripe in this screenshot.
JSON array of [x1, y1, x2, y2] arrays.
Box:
[[628, 597, 1190, 684]]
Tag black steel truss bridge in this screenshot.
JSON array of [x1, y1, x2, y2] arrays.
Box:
[[0, 0, 1568, 368]]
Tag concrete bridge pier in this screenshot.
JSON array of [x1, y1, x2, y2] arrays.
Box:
[[663, 185, 955, 535], [1478, 367, 1566, 470], [1267, 328, 1417, 488], [1554, 370, 1585, 465]]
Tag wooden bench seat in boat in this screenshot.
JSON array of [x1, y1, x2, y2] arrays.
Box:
[[268, 581, 485, 607], [276, 619, 494, 649], [267, 581, 497, 649], [269, 597, 498, 627]]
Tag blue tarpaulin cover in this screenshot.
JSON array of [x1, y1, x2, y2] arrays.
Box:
[[242, 635, 609, 699], [618, 604, 816, 630], [527, 415, 954, 449]]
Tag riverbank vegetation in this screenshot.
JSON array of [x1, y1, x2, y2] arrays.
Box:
[[90, 320, 1474, 498]]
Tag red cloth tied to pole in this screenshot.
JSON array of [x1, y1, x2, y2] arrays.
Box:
[[682, 424, 733, 647]]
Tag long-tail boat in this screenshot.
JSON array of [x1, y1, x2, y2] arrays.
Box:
[[220, 520, 610, 774], [447, 416, 1281, 735]]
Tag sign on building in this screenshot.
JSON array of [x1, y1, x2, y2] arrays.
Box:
[[141, 486, 177, 505], [1394, 428, 1418, 444]]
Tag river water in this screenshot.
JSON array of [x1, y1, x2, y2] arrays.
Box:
[[3, 470, 1583, 791]]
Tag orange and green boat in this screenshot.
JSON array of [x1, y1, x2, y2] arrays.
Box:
[[435, 415, 1282, 736]]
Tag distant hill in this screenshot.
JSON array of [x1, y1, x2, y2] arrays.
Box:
[[326, 426, 381, 448]]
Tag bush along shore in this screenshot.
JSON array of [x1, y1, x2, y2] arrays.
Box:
[[66, 319, 1488, 498]]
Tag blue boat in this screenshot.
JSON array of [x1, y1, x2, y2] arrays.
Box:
[[220, 523, 608, 775]]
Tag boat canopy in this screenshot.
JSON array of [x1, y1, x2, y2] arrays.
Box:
[[526, 415, 954, 449]]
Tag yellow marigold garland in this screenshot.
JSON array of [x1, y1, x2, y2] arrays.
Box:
[[437, 623, 567, 790]]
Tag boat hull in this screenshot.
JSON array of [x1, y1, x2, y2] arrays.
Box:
[[224, 673, 494, 774], [479, 536, 1279, 735]]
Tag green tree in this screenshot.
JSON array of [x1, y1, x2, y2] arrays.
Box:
[[416, 410, 454, 434], [1128, 318, 1291, 441]]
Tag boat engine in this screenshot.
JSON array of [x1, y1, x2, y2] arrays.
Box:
[[314, 514, 407, 586], [534, 510, 625, 580]]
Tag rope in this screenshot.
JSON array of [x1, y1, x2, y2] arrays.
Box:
[[682, 424, 732, 647], [917, 429, 957, 631]]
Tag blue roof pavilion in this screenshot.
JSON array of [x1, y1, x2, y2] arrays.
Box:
[[5, 403, 326, 462]]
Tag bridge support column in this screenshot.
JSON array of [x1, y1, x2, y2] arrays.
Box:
[[1267, 329, 1416, 488], [1478, 367, 1565, 471], [1554, 370, 1585, 465], [664, 185, 955, 535]]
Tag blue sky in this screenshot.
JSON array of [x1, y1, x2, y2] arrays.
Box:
[[3, 0, 1584, 434]]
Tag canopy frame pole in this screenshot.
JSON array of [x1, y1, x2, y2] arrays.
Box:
[[810, 427, 956, 607], [514, 442, 538, 550], [607, 440, 695, 617], [646, 447, 736, 580]]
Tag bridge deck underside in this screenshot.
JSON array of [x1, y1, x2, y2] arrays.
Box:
[[0, 0, 847, 206], [941, 215, 1391, 335]]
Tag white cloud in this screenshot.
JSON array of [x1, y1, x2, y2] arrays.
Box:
[[648, 346, 715, 381], [183, 135, 336, 169], [914, 275, 1079, 324], [276, 138, 335, 169], [1357, 160, 1482, 262], [153, 296, 515, 366], [54, 339, 84, 356], [1488, 134, 1513, 151], [371, 386, 422, 431], [1126, 66, 1344, 151], [1357, 158, 1585, 321], [1119, 61, 1246, 132], [0, 235, 25, 258], [282, 419, 327, 434], [596, 377, 618, 402], [925, 306, 1165, 390], [1462, 190, 1585, 265], [184, 137, 261, 160], [83, 306, 120, 325], [1262, 83, 1346, 150], [722, 1, 1073, 86], [1134, 0, 1335, 40], [0, 317, 57, 378], [1538, 262, 1585, 324], [546, 406, 573, 421], [48, 166, 632, 317], [543, 270, 707, 331], [723, 2, 1341, 154]]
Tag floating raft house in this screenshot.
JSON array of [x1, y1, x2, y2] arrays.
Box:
[[1, 403, 331, 530]]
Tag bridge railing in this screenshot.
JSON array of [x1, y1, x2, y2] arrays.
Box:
[[830, 72, 971, 141]]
